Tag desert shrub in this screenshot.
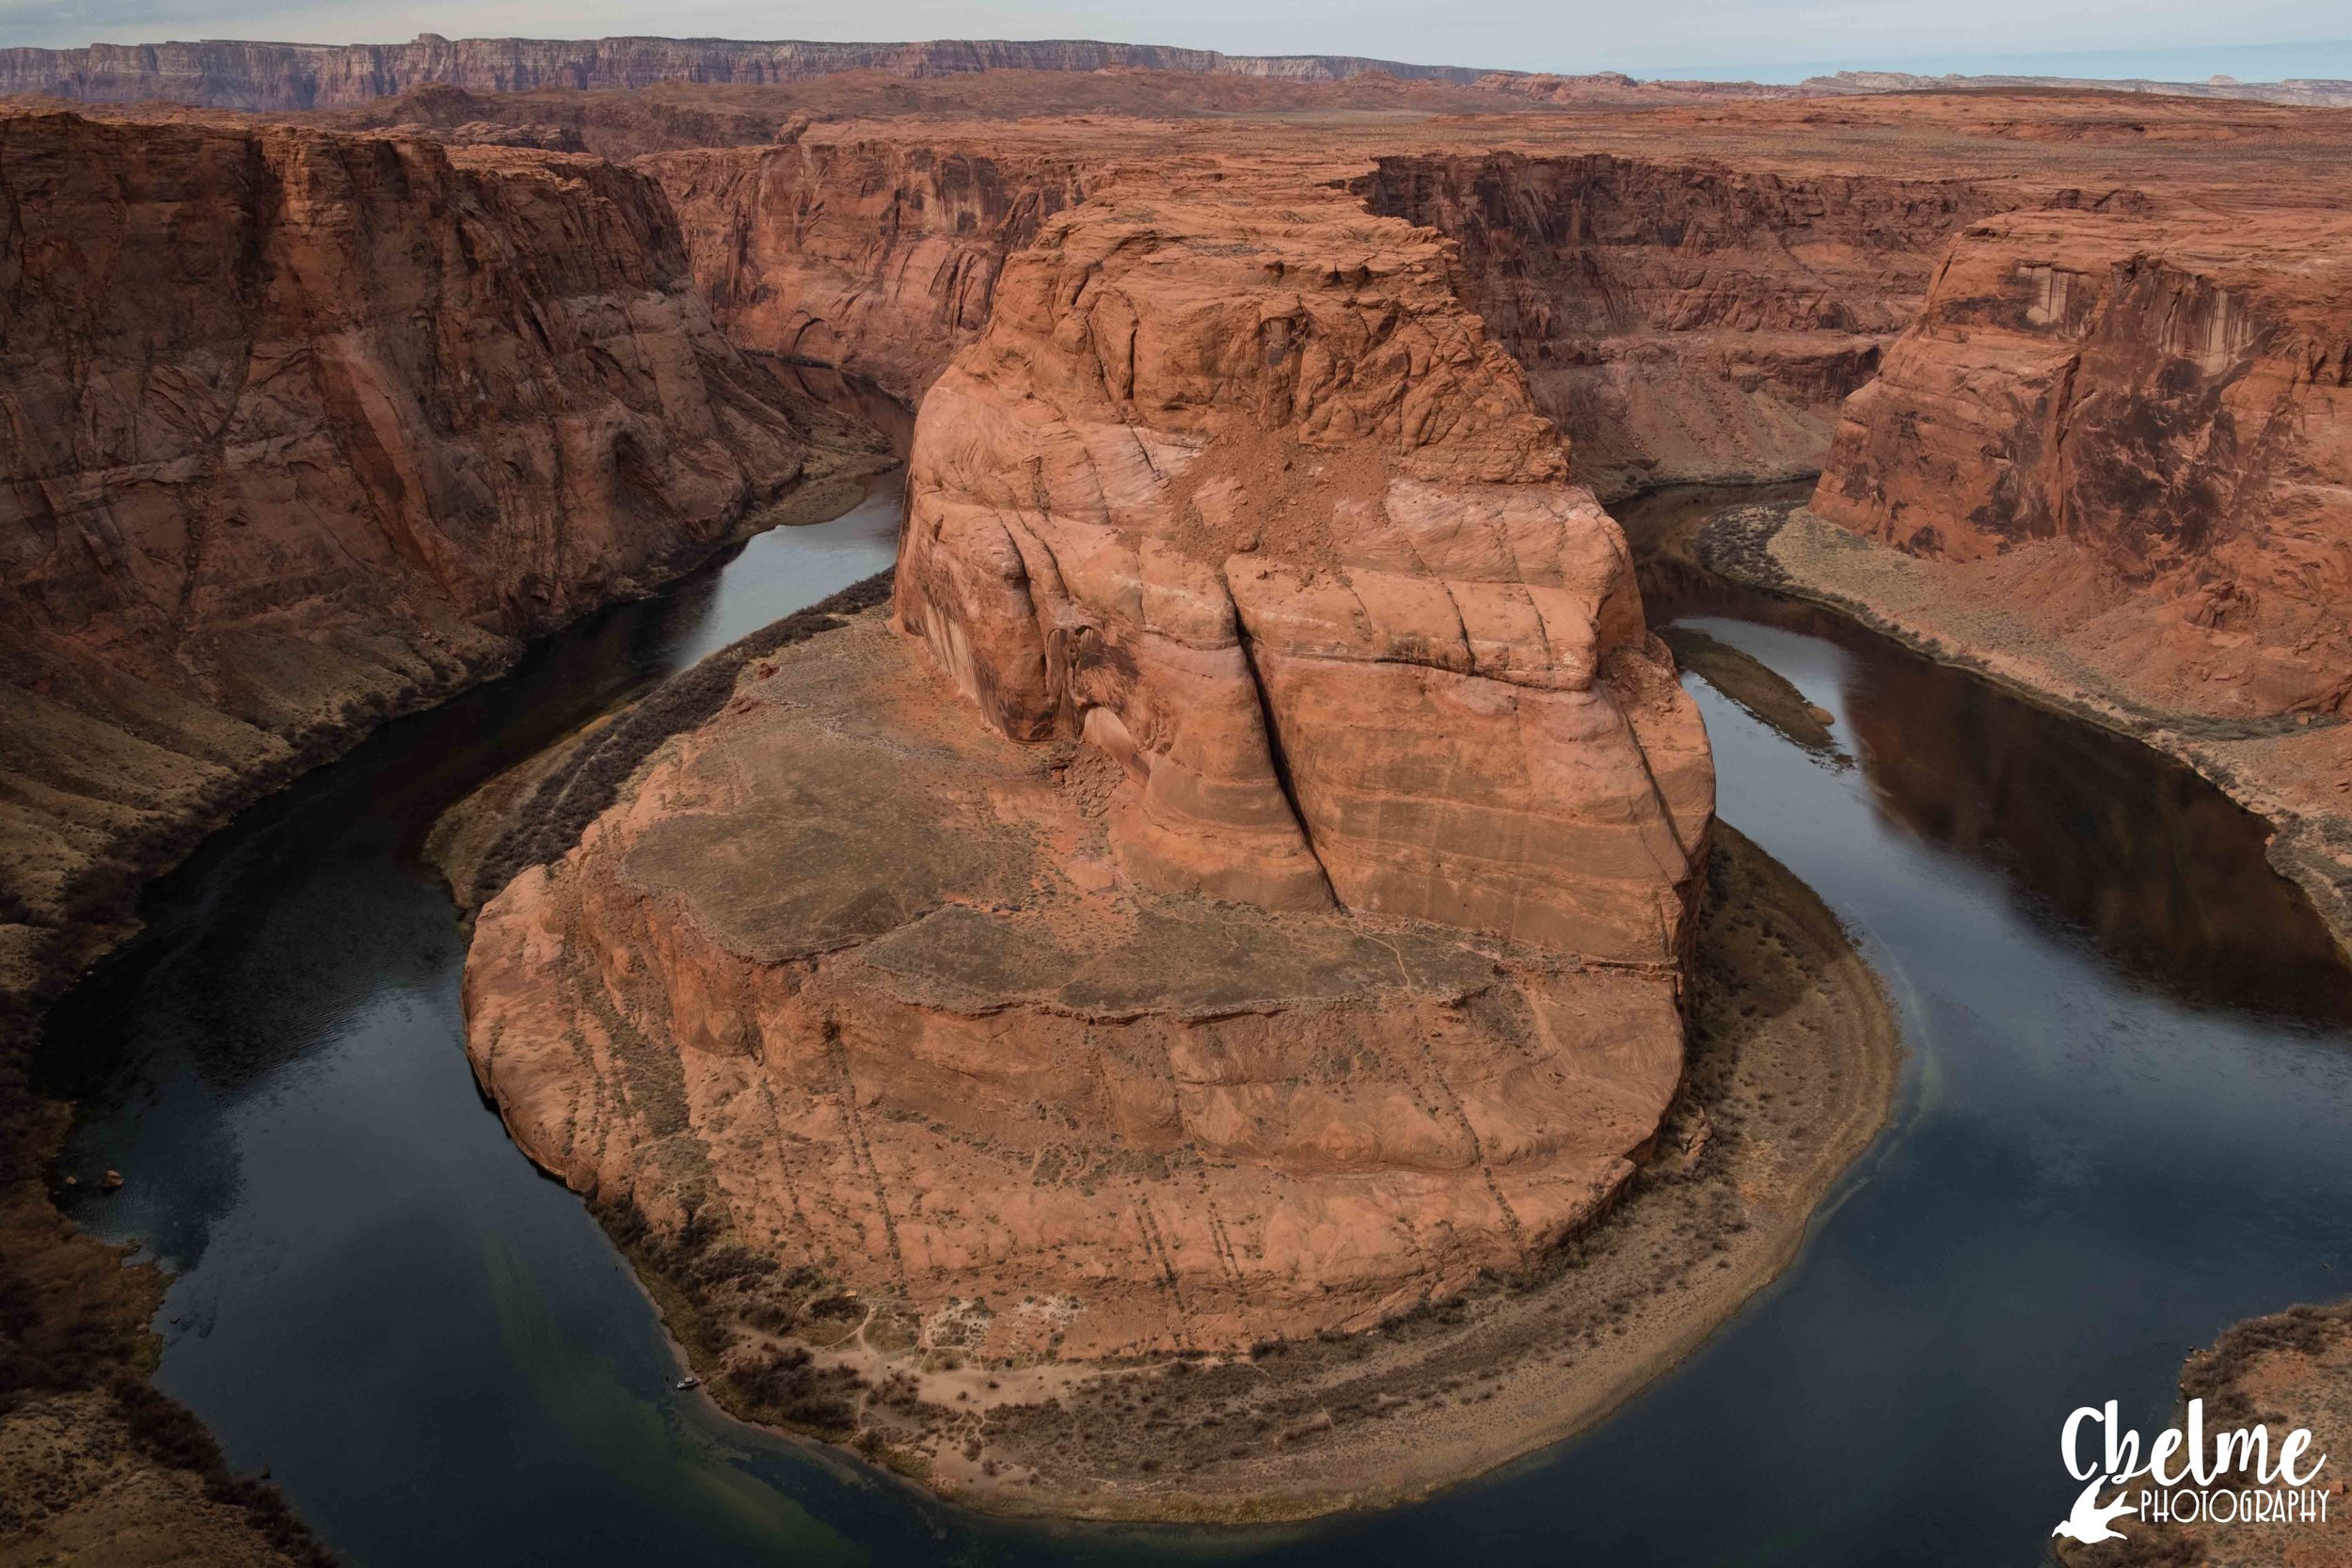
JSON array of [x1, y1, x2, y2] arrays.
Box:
[[732, 1346, 862, 1433], [111, 1374, 340, 1564]]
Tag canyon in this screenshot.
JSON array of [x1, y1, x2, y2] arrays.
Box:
[[628, 118, 2001, 498], [0, 37, 1495, 111], [4, 41, 2352, 1559], [439, 87, 2352, 1521], [0, 103, 884, 1568]]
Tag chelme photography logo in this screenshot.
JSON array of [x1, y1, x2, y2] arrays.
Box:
[[2055, 1399, 2332, 1546]]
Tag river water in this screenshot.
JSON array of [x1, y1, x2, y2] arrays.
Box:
[[37, 484, 2352, 1566]]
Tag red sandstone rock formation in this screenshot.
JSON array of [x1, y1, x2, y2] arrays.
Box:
[[1801, 68, 2352, 109], [10, 30, 2345, 119], [1356, 153, 1999, 498], [465, 613, 1690, 1357], [0, 108, 881, 998], [641, 127, 1999, 516], [1471, 71, 1799, 106], [895, 163, 1712, 960], [461, 158, 1711, 1359], [1811, 204, 2352, 717], [643, 138, 1089, 401]]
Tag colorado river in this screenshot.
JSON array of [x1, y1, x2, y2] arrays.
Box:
[[38, 483, 2352, 1565]]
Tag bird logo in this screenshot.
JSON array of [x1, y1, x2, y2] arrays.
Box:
[[2053, 1477, 2138, 1545]]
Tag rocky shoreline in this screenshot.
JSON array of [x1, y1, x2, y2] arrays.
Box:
[[1696, 501, 2352, 961], [2056, 1302, 2352, 1568]]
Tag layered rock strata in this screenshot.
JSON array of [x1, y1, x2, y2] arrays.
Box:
[[1811, 206, 2352, 721], [643, 140, 1089, 401], [0, 36, 1489, 111], [0, 108, 883, 1003], [894, 165, 1713, 961], [644, 134, 2005, 497], [1356, 153, 1999, 498], [466, 612, 1691, 1355], [7, 31, 2346, 116], [463, 163, 1713, 1357]]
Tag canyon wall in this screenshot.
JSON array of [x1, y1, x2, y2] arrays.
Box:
[[1357, 153, 2000, 498], [9, 30, 2347, 117], [641, 138, 2003, 500], [1810, 205, 2352, 717], [0, 108, 881, 1002], [0, 36, 1488, 111], [1471, 71, 1798, 106], [642, 139, 1089, 401]]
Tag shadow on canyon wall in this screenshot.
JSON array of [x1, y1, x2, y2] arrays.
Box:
[[1628, 483, 2352, 1031]]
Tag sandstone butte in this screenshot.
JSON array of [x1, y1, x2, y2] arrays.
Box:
[[461, 157, 1715, 1357]]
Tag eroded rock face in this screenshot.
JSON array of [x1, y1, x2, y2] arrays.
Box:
[[894, 165, 1713, 962], [642, 139, 1089, 401], [466, 614, 1687, 1356], [0, 108, 878, 997], [1811, 207, 2352, 717], [1356, 153, 2000, 499]]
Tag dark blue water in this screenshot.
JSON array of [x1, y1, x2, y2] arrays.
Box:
[[38, 489, 2352, 1566]]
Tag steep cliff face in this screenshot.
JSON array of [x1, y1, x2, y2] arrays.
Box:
[[1811, 206, 2352, 717], [461, 160, 1711, 1361], [0, 109, 881, 1001], [641, 138, 1089, 401], [896, 163, 1712, 960], [1356, 153, 2000, 498], [0, 35, 1488, 111]]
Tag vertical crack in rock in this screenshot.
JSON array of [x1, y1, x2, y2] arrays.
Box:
[[1233, 610, 1342, 904], [895, 157, 1712, 958]]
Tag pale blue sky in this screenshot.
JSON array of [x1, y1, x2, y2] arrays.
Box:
[[2, 0, 2346, 82]]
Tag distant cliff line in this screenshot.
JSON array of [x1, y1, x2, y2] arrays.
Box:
[[1802, 66, 2352, 106], [7, 32, 2348, 119], [0, 34, 1495, 109]]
